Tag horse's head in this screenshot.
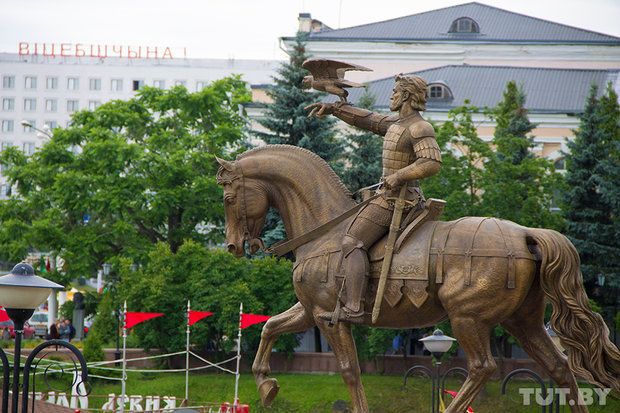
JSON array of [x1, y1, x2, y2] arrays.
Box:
[[216, 156, 269, 258]]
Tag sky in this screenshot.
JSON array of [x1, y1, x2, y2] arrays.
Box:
[[2, 0, 620, 61]]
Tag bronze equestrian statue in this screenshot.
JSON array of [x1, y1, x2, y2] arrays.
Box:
[[216, 66, 620, 412]]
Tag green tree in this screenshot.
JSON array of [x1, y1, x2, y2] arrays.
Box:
[[560, 84, 620, 296], [0, 79, 251, 279], [341, 88, 383, 193], [120, 242, 298, 356], [480, 81, 564, 229], [421, 101, 490, 220]]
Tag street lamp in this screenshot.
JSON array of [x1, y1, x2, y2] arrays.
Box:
[[102, 262, 112, 276], [420, 329, 457, 413], [20, 120, 52, 139], [0, 263, 63, 413]]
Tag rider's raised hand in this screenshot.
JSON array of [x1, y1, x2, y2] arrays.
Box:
[[305, 102, 335, 118]]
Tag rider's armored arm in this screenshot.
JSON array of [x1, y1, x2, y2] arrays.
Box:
[[332, 105, 395, 136], [396, 124, 443, 183]]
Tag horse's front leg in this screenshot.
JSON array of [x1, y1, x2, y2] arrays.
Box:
[[316, 318, 369, 413], [253, 302, 314, 407]]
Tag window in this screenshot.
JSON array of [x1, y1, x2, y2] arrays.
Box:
[[2, 98, 14, 111], [67, 100, 79, 112], [153, 79, 165, 89], [22, 142, 36, 155], [23, 120, 36, 133], [132, 80, 144, 91], [67, 77, 79, 90], [45, 99, 58, 112], [46, 77, 58, 90], [0, 184, 11, 197], [427, 83, 453, 99], [89, 78, 101, 91], [3, 76, 15, 89], [24, 76, 37, 89], [196, 81, 209, 90], [0, 163, 11, 177], [449, 17, 480, 33], [44, 120, 58, 130], [24, 98, 37, 111], [554, 158, 566, 171], [111, 79, 123, 91], [1, 141, 13, 151], [88, 100, 101, 110], [1, 120, 14, 133], [174, 80, 186, 87]]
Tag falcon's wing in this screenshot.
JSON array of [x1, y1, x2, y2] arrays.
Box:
[[302, 59, 372, 80]]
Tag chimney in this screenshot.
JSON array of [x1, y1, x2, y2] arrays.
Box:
[[298, 13, 312, 33]]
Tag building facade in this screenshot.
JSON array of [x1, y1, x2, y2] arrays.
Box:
[[0, 51, 281, 197], [280, 2, 620, 168], [283, 2, 620, 83]]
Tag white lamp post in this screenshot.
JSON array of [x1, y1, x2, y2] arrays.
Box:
[[0, 263, 63, 413], [420, 329, 457, 413], [20, 120, 52, 139]]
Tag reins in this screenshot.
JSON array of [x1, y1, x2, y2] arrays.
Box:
[[236, 164, 380, 256]]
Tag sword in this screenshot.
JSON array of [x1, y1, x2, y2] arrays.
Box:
[[372, 184, 408, 323]]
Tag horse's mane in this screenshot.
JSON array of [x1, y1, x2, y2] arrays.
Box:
[[237, 145, 353, 199]]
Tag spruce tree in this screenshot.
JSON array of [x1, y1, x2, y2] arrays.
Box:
[[480, 81, 564, 229], [561, 84, 620, 298], [253, 32, 343, 249], [341, 88, 382, 193], [254, 32, 342, 165]]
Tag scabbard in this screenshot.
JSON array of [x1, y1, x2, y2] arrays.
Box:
[[371, 184, 408, 323]]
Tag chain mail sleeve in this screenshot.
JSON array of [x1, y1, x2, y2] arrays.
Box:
[[332, 105, 396, 136]]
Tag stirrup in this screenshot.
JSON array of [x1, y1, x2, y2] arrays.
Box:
[[318, 306, 365, 325]]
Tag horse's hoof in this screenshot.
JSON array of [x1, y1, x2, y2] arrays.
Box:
[[258, 378, 279, 407]]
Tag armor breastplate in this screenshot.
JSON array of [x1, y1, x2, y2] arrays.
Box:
[[382, 124, 413, 176]]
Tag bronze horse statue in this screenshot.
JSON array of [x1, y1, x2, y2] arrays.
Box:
[[216, 145, 620, 413]]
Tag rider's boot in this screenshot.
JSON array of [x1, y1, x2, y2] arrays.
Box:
[[319, 236, 368, 324]]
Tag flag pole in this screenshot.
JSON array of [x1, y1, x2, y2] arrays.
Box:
[[234, 302, 243, 412], [185, 299, 191, 403], [121, 300, 127, 413]]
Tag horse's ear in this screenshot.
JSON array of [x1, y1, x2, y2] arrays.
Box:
[[215, 155, 234, 172]]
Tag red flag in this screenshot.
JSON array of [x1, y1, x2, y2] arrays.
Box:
[[240, 313, 271, 329], [188, 311, 213, 326], [125, 312, 163, 329], [0, 307, 9, 322]]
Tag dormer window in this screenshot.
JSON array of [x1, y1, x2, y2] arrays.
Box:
[[427, 83, 453, 99], [449, 17, 480, 33]]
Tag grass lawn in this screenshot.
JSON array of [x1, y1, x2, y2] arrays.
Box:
[[77, 371, 619, 412]]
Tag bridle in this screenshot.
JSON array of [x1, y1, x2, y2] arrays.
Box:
[[218, 163, 380, 257], [218, 164, 270, 255]]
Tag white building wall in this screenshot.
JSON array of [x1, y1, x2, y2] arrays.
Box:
[[0, 53, 282, 197]]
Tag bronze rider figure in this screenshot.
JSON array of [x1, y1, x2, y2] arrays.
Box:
[[306, 74, 442, 323]]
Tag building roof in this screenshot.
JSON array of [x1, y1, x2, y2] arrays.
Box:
[[342, 65, 620, 113], [298, 2, 620, 45]]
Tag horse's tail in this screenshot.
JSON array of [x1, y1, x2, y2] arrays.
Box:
[[528, 228, 620, 393]]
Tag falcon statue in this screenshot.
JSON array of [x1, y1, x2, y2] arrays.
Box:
[[302, 59, 372, 103]]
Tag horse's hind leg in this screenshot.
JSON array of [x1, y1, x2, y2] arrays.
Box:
[[501, 288, 588, 412], [316, 319, 369, 413], [253, 302, 314, 407], [444, 316, 496, 413]]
